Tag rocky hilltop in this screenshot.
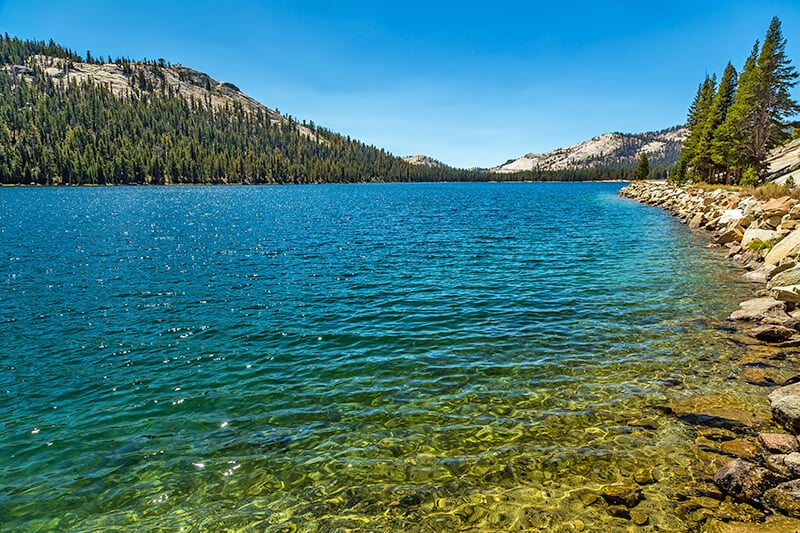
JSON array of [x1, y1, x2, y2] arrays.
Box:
[[493, 126, 686, 173], [8, 54, 319, 140], [402, 155, 449, 168], [621, 179, 800, 528]]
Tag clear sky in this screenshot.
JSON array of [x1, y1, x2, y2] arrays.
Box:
[[2, 1, 800, 168]]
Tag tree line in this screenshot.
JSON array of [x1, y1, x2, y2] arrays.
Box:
[[673, 16, 799, 185], [1, 34, 667, 185]]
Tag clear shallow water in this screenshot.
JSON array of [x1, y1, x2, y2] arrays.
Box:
[[0, 183, 762, 531]]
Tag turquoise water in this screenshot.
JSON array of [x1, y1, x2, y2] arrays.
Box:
[[0, 183, 759, 531]]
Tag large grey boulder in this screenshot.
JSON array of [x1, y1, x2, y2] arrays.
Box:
[[766, 229, 800, 265], [730, 297, 790, 322], [770, 383, 800, 434], [741, 228, 780, 248], [772, 285, 800, 304]]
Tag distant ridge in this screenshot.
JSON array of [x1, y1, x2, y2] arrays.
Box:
[[493, 126, 687, 173]]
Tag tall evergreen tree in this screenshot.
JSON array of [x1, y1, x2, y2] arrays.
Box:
[[711, 42, 760, 181], [682, 74, 717, 180], [697, 62, 737, 182], [749, 16, 800, 167], [634, 152, 650, 180]]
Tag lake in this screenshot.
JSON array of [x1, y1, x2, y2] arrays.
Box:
[[0, 182, 762, 531]]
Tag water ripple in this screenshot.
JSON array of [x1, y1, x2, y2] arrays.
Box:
[[0, 183, 758, 531]]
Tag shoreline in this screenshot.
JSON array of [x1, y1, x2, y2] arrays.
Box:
[[620, 180, 800, 529]]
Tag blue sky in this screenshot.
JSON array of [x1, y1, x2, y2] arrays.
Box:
[[2, 1, 799, 168]]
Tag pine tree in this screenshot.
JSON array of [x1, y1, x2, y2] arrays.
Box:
[[749, 16, 800, 168], [711, 42, 761, 182], [682, 74, 716, 180], [634, 152, 650, 180], [697, 62, 737, 182]]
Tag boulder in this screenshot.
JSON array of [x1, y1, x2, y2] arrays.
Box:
[[772, 285, 800, 304], [764, 478, 800, 517], [763, 196, 797, 217], [766, 229, 800, 265], [717, 227, 744, 245], [769, 265, 800, 288], [719, 208, 745, 226], [741, 228, 780, 248], [784, 452, 800, 476], [781, 219, 800, 232], [759, 433, 800, 454], [714, 459, 784, 503], [762, 214, 785, 230], [668, 394, 766, 430], [689, 212, 707, 229], [766, 454, 794, 477], [747, 324, 798, 342], [601, 484, 641, 507], [730, 297, 789, 322], [769, 382, 800, 434], [767, 261, 797, 281], [743, 264, 777, 283]]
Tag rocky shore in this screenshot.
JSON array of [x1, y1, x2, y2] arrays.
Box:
[[621, 180, 800, 530]]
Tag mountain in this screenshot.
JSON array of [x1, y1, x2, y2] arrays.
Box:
[[0, 35, 492, 185], [402, 155, 449, 168], [0, 34, 682, 185], [492, 126, 687, 173], [16, 52, 319, 141]]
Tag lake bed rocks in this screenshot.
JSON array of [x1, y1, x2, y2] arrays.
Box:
[[620, 181, 800, 524]]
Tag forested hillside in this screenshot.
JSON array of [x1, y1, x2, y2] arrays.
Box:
[[0, 34, 494, 185], [0, 34, 649, 184]]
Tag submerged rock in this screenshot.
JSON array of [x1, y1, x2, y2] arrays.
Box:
[[764, 478, 800, 517], [702, 515, 800, 532], [718, 439, 761, 459], [668, 395, 766, 430], [601, 484, 641, 508]]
